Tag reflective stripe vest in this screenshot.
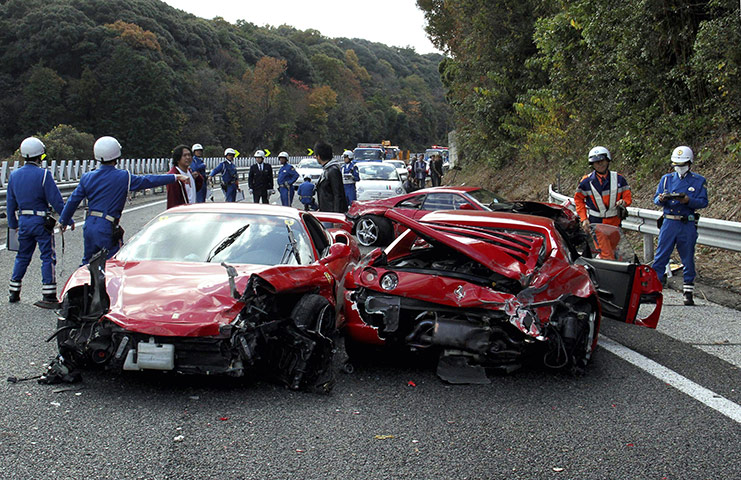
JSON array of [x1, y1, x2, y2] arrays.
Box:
[[574, 170, 631, 222]]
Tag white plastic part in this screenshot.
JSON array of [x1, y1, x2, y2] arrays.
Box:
[[123, 338, 175, 371]]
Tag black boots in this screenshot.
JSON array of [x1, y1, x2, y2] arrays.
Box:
[[683, 291, 695, 306], [34, 293, 59, 309], [9, 291, 20, 303]]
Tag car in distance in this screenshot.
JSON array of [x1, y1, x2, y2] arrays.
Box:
[[54, 204, 360, 392], [384, 159, 409, 182], [341, 210, 662, 384], [354, 162, 405, 202], [295, 158, 323, 186]]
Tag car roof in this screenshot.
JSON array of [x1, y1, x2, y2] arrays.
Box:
[[164, 202, 303, 220], [407, 186, 480, 195]]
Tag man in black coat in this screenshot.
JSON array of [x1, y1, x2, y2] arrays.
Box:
[[248, 150, 274, 204], [315, 141, 347, 213]]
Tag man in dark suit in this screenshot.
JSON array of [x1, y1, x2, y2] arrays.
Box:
[[315, 141, 347, 213], [248, 150, 274, 204]]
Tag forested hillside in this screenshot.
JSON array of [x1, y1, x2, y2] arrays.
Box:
[[418, 0, 741, 184], [0, 0, 450, 158]]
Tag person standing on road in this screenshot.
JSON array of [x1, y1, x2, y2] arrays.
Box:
[[652, 146, 708, 306], [297, 176, 318, 211], [574, 146, 632, 259], [209, 148, 239, 202], [190, 143, 207, 203], [341, 150, 360, 206], [248, 150, 274, 204], [6, 137, 70, 308], [413, 154, 427, 189], [276, 151, 299, 207], [315, 141, 347, 213], [430, 152, 444, 187], [167, 145, 203, 209], [59, 136, 187, 265]]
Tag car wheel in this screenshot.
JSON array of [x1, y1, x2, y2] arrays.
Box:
[[355, 215, 392, 247], [291, 294, 335, 337]]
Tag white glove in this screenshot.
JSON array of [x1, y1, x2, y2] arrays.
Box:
[[249, 189, 253, 194]]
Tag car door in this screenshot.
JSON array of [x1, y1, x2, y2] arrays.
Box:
[[573, 225, 662, 328]]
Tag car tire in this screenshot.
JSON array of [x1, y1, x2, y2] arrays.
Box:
[[355, 215, 392, 247], [291, 294, 335, 337]]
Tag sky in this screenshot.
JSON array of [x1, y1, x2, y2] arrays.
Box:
[[160, 0, 441, 54]]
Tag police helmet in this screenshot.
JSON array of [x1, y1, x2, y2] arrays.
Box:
[[94, 136, 122, 162], [671, 146, 693, 165], [19, 137, 46, 159], [588, 146, 611, 164]]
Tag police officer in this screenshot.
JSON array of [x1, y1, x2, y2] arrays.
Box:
[[340, 150, 360, 205], [248, 150, 274, 204], [574, 146, 632, 259], [190, 143, 207, 203], [6, 137, 70, 308], [276, 151, 299, 207], [652, 146, 708, 306], [59, 136, 186, 265], [210, 148, 239, 202], [297, 176, 318, 211]]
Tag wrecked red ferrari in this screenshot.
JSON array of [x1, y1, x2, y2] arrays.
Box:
[[55, 204, 359, 392], [342, 210, 662, 383]]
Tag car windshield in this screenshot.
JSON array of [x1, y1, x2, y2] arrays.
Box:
[[117, 212, 315, 265], [298, 159, 321, 169], [385, 160, 405, 169], [466, 189, 509, 209], [354, 149, 384, 161], [357, 163, 399, 181]]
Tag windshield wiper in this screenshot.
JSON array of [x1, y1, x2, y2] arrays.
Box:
[[206, 224, 250, 262], [280, 224, 301, 264]]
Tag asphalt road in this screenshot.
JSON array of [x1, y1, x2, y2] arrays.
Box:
[[1, 190, 739, 480]]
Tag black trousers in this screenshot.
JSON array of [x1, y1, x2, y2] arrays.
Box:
[[253, 188, 269, 204]]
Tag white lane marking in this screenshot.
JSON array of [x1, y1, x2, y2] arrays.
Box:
[[0, 200, 166, 251], [601, 335, 741, 424]]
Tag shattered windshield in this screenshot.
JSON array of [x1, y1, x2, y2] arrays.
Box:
[[466, 189, 510, 210], [117, 212, 315, 265]]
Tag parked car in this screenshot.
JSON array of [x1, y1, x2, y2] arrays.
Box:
[[347, 186, 584, 248], [355, 162, 405, 202], [295, 158, 323, 187], [54, 204, 360, 392], [341, 210, 662, 383], [384, 160, 409, 182]]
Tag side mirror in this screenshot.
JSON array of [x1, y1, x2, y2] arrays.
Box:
[[319, 243, 351, 265]]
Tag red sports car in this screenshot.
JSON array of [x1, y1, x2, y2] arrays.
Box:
[[342, 209, 662, 383], [54, 204, 359, 392], [346, 186, 583, 248]]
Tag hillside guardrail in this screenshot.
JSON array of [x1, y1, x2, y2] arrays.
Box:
[[548, 184, 741, 262]]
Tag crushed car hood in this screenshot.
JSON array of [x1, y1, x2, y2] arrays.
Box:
[[385, 209, 548, 284], [62, 260, 334, 337]]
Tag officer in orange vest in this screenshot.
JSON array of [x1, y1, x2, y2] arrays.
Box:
[[574, 146, 632, 259]]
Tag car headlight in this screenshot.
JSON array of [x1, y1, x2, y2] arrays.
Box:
[[362, 267, 378, 283], [395, 186, 403, 194], [380, 272, 398, 291]]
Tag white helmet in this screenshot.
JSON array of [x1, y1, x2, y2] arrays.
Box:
[[94, 136, 122, 162], [254, 150, 265, 158], [671, 146, 693, 165], [20, 137, 45, 159], [342, 150, 354, 159], [191, 143, 203, 152], [224, 148, 237, 156], [278, 151, 289, 159], [588, 146, 611, 163]]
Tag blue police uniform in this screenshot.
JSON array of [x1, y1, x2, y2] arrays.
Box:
[[652, 170, 708, 289], [210, 158, 239, 202], [191, 155, 207, 203], [277, 162, 300, 207], [297, 180, 318, 211], [60, 165, 177, 264], [6, 163, 67, 301], [341, 161, 360, 205]]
